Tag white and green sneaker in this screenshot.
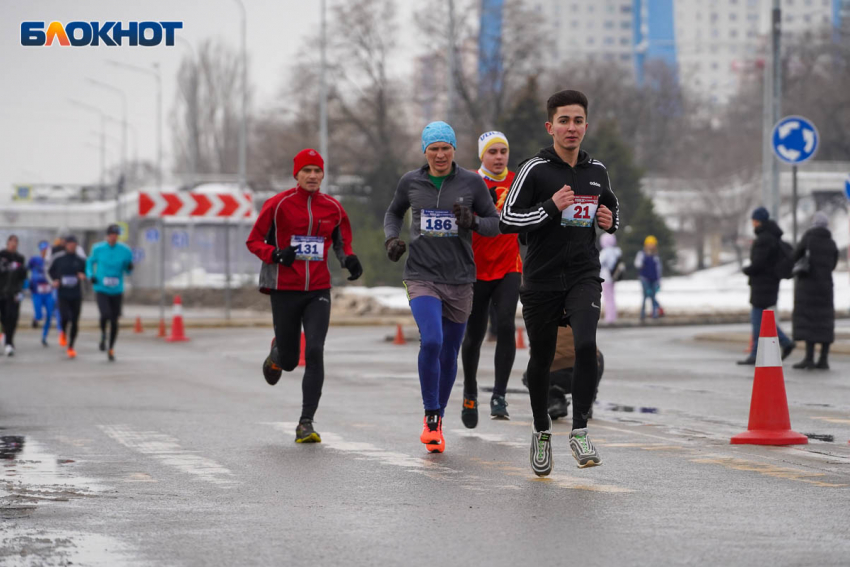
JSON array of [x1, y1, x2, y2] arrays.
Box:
[[569, 428, 601, 468], [530, 419, 553, 477]]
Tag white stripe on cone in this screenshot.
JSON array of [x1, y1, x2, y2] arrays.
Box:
[[755, 336, 782, 368]]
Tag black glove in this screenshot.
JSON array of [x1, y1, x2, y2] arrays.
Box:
[[126, 262, 134, 273], [90, 276, 97, 284], [386, 238, 407, 263], [488, 187, 498, 205], [344, 255, 363, 281], [272, 246, 296, 266], [453, 203, 477, 230]]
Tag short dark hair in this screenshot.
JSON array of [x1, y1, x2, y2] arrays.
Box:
[[7, 235, 17, 243], [547, 90, 589, 122]]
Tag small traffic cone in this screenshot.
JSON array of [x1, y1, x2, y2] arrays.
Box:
[[731, 310, 807, 446], [298, 332, 306, 367], [516, 328, 526, 349], [157, 318, 167, 338], [134, 316, 144, 334], [393, 324, 406, 345], [165, 295, 190, 342]]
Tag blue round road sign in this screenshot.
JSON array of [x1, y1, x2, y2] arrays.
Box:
[[771, 115, 819, 165]]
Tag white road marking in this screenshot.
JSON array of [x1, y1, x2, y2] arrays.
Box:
[[268, 422, 458, 474], [98, 425, 236, 486]]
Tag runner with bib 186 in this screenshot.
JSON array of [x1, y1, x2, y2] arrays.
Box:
[[499, 90, 619, 475], [384, 121, 501, 453], [246, 148, 363, 444], [459, 131, 522, 427]]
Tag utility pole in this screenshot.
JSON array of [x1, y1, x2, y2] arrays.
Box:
[[320, 0, 329, 188], [770, 0, 782, 219], [447, 0, 457, 125]]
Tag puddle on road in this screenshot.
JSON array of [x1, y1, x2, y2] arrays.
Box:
[[1, 435, 102, 506], [0, 527, 139, 567]]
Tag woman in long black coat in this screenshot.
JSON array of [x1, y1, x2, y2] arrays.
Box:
[[791, 211, 839, 369]]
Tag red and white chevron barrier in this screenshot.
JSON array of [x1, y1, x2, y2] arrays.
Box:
[[138, 192, 254, 218]]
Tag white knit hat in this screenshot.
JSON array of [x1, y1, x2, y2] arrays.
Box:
[[477, 131, 509, 159]]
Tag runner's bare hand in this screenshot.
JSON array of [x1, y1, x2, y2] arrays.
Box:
[[552, 185, 575, 211], [596, 205, 613, 230]]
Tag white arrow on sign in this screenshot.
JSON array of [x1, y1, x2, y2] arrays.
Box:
[[778, 121, 800, 138], [803, 129, 815, 153], [777, 146, 801, 161]]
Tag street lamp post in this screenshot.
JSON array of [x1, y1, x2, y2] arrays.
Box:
[[106, 60, 165, 322], [68, 99, 107, 191], [86, 78, 128, 222]]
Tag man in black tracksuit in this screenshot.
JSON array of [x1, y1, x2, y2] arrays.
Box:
[[48, 237, 87, 358], [500, 90, 619, 474]]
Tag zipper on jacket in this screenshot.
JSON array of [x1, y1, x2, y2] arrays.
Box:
[[305, 194, 313, 291]]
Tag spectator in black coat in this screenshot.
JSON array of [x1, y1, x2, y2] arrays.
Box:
[[738, 207, 795, 365], [791, 212, 839, 370], [0, 235, 28, 355]]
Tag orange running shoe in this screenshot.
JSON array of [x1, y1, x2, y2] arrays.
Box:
[[420, 414, 444, 453], [58, 332, 67, 347], [67, 348, 76, 359]]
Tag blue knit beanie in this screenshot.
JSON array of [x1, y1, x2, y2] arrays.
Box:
[[751, 207, 769, 222], [421, 121, 457, 153]]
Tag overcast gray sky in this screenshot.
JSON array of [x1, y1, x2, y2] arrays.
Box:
[[0, 0, 418, 199]]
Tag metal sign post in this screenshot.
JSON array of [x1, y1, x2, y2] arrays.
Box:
[[771, 115, 819, 246]]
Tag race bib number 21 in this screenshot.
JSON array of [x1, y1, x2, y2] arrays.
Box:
[[561, 195, 599, 228]]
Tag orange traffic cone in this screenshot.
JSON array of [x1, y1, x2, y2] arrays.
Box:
[[516, 328, 526, 349], [165, 295, 190, 342], [134, 316, 144, 334], [393, 324, 406, 345], [298, 332, 306, 367], [731, 310, 807, 445], [158, 318, 167, 338]]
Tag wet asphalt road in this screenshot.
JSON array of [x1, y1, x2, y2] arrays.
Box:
[[1, 322, 850, 566]]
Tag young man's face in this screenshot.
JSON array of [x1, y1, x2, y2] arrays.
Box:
[[6, 237, 18, 253], [296, 165, 324, 193], [481, 143, 509, 175], [546, 104, 588, 152], [107, 234, 119, 245], [66, 242, 78, 255], [425, 143, 454, 176]]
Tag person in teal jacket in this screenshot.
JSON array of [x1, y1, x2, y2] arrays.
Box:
[[86, 224, 133, 361]]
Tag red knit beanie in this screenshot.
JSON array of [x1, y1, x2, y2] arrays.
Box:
[[293, 148, 324, 178]]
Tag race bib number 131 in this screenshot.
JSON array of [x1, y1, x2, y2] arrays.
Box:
[[291, 236, 324, 261], [561, 195, 599, 228]]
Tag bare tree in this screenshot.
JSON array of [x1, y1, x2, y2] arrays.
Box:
[[171, 38, 251, 181]]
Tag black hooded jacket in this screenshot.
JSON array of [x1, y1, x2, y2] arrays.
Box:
[[499, 147, 619, 291], [0, 250, 27, 298], [742, 219, 784, 308]]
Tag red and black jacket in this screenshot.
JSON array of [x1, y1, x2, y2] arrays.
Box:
[[247, 186, 354, 292]]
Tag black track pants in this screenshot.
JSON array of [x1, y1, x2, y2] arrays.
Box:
[[0, 297, 20, 347], [461, 273, 521, 399], [59, 297, 82, 349], [521, 279, 601, 432], [270, 289, 331, 421]]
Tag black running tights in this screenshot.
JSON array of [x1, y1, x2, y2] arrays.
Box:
[[96, 293, 122, 350], [461, 273, 521, 399], [270, 289, 331, 421]]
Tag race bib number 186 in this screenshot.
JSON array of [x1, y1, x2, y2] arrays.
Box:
[[420, 210, 458, 237], [561, 195, 599, 228], [290, 236, 324, 261]]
